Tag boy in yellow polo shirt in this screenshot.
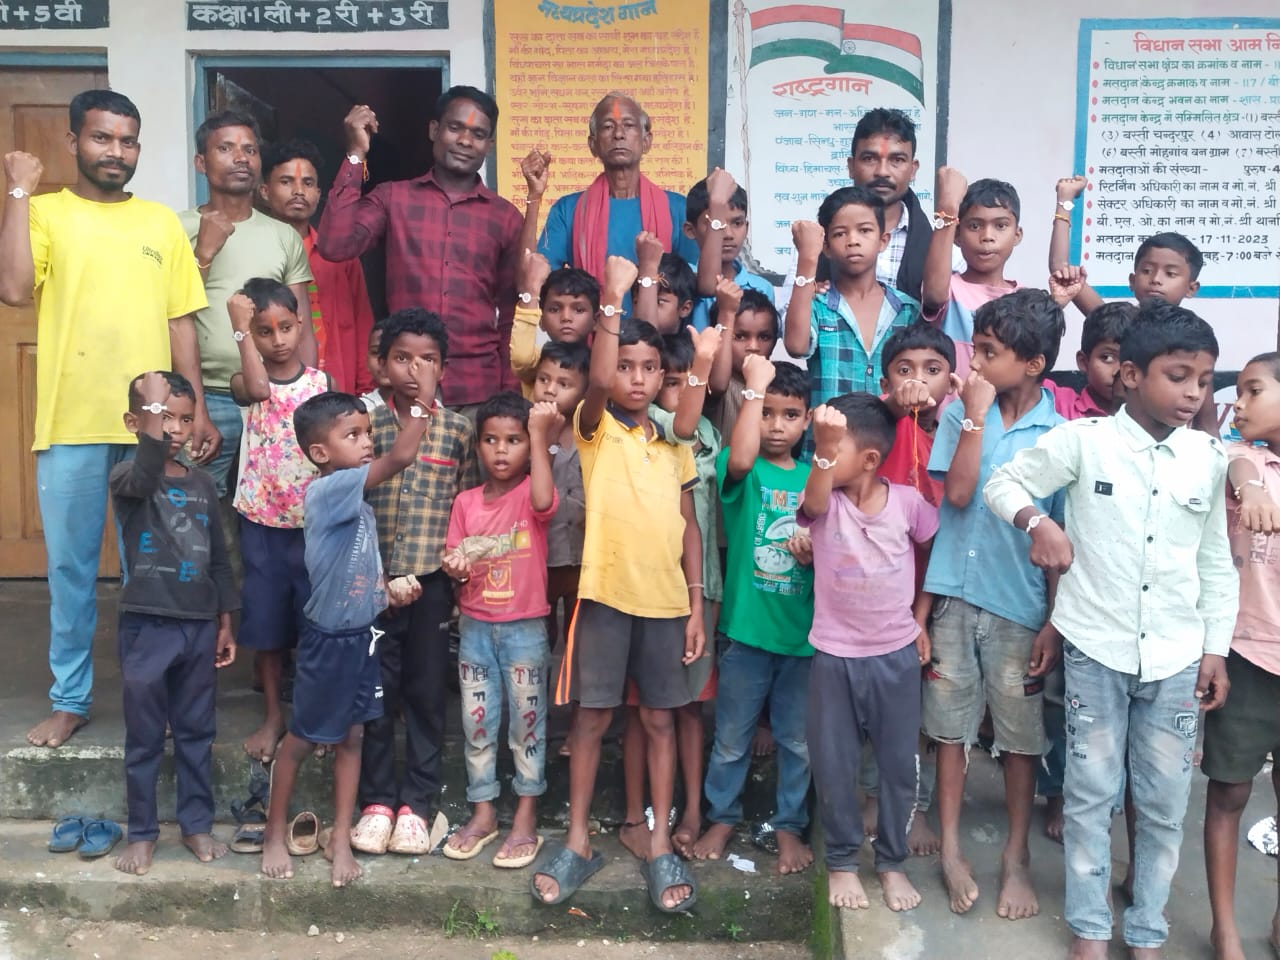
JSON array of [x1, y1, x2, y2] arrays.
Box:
[[531, 256, 703, 914]]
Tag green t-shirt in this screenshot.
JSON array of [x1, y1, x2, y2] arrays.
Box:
[[178, 208, 312, 390], [716, 449, 814, 657], [651, 406, 723, 603]]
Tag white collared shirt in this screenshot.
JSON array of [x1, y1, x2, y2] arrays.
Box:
[[983, 407, 1237, 681]]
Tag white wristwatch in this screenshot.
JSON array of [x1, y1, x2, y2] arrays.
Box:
[[741, 388, 763, 401], [346, 153, 363, 166], [1057, 199, 1075, 211], [517, 291, 535, 305], [637, 276, 656, 288], [793, 275, 815, 288], [1025, 513, 1048, 531], [813, 455, 837, 470], [140, 402, 167, 415], [687, 373, 706, 388], [7, 186, 28, 200], [232, 330, 248, 342], [600, 304, 619, 318], [961, 418, 983, 432], [708, 217, 726, 231]]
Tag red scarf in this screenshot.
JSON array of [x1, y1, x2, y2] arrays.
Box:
[[570, 172, 673, 285]]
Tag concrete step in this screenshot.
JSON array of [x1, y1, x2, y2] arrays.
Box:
[[0, 820, 814, 943]]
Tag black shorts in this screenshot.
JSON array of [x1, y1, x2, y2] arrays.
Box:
[[237, 518, 310, 651], [1202, 649, 1280, 784], [290, 620, 384, 744], [555, 599, 690, 710]]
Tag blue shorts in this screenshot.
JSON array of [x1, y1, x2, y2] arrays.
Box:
[[290, 620, 384, 744], [237, 518, 310, 652]]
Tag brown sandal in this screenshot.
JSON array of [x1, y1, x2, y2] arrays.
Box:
[[285, 811, 320, 856]]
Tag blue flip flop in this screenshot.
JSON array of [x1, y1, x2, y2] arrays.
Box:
[[78, 819, 122, 859], [48, 815, 87, 853]]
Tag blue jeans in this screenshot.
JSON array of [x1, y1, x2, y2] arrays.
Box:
[[704, 641, 811, 835], [36, 443, 133, 716], [202, 390, 243, 498], [457, 614, 550, 803], [1062, 641, 1200, 948]]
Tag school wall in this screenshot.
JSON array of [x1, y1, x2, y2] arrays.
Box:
[[946, 0, 1280, 369]]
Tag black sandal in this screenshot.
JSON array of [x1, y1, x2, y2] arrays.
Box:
[[229, 758, 270, 854], [643, 852, 698, 913]]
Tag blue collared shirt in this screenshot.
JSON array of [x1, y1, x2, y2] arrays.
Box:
[[923, 387, 1066, 631]]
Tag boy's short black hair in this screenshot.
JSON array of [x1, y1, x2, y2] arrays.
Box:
[[294, 392, 365, 462], [850, 107, 917, 156], [369, 314, 390, 349], [972, 289, 1066, 376], [826, 392, 896, 458], [70, 89, 140, 135], [240, 276, 298, 316], [261, 138, 323, 180], [377, 308, 449, 363], [818, 185, 886, 233], [1119, 301, 1218, 372], [195, 109, 260, 155], [1081, 301, 1137, 357], [538, 340, 590, 376], [685, 177, 749, 225], [660, 330, 695, 373], [618, 317, 664, 353], [435, 85, 499, 130], [880, 321, 956, 378], [958, 178, 1021, 222], [541, 267, 600, 312], [767, 361, 811, 406], [1246, 351, 1280, 382], [658, 253, 697, 306], [476, 391, 532, 434], [128, 371, 194, 413], [710, 288, 780, 338], [1134, 232, 1204, 280]]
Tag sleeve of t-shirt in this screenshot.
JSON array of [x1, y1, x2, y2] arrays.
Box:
[[538, 195, 574, 269], [927, 403, 963, 480], [165, 210, 209, 319], [532, 486, 560, 524], [905, 486, 940, 544], [922, 272, 958, 323], [677, 443, 698, 490], [715, 447, 746, 503], [306, 464, 369, 526], [28, 195, 50, 290], [280, 226, 313, 286], [795, 489, 821, 528], [445, 494, 468, 554]]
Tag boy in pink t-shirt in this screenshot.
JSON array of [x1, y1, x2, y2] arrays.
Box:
[[1203, 353, 1280, 960], [798, 393, 937, 914], [441, 393, 560, 870]]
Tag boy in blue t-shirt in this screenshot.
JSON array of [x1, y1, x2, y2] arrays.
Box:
[[685, 169, 775, 331], [692, 357, 816, 875], [259, 390, 431, 889], [921, 289, 1066, 922]]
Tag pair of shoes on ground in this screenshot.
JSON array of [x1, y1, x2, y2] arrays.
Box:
[[529, 844, 698, 914], [442, 825, 545, 869], [350, 804, 449, 856], [48, 815, 122, 859]]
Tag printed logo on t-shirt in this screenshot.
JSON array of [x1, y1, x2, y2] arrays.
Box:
[[1094, 480, 1113, 496], [752, 485, 805, 596], [141, 244, 163, 267]]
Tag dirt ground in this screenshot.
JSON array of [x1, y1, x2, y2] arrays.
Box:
[[0, 911, 809, 960]]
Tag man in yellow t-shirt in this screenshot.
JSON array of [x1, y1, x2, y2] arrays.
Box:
[[0, 90, 208, 750]]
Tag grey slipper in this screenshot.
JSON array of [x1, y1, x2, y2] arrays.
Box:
[[642, 851, 698, 913], [529, 843, 604, 905]]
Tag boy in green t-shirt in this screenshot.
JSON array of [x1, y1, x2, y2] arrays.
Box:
[[691, 357, 816, 875]]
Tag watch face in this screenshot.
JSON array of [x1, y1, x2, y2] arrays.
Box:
[[638, 276, 654, 288], [9, 187, 26, 199], [814, 456, 834, 469], [710, 218, 726, 230], [601, 304, 617, 318], [518, 292, 533, 304], [1059, 199, 1075, 211]]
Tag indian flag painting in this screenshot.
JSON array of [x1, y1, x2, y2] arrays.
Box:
[[749, 4, 926, 104]]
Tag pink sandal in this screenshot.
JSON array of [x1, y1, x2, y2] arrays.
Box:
[[350, 804, 395, 855]]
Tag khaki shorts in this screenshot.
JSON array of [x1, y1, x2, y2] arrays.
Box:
[[922, 596, 1045, 756]]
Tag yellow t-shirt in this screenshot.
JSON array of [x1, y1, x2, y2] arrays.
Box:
[[29, 190, 207, 450], [575, 403, 698, 618]]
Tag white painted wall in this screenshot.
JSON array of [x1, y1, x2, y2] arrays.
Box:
[[946, 0, 1280, 369]]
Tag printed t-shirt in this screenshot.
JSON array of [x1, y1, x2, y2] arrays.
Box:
[[925, 272, 1019, 379], [303, 464, 387, 632], [1226, 442, 1280, 675]]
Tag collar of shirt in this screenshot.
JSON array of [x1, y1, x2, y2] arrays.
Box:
[[1113, 404, 1210, 457], [410, 167, 492, 205], [824, 281, 908, 347], [606, 401, 668, 441]]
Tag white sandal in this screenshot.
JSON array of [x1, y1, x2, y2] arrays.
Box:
[[387, 806, 449, 855], [350, 804, 395, 855]]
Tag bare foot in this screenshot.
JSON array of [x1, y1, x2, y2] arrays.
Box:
[[672, 815, 700, 860], [879, 869, 922, 912], [996, 854, 1039, 920], [776, 830, 813, 875], [27, 711, 87, 748], [941, 854, 980, 914], [534, 833, 590, 903], [649, 848, 693, 910], [113, 840, 155, 876], [182, 833, 228, 863], [907, 814, 941, 856], [243, 718, 285, 763], [1068, 936, 1109, 960], [445, 812, 498, 855], [261, 837, 294, 879], [1044, 795, 1065, 843], [751, 723, 776, 757], [328, 842, 362, 887], [861, 794, 879, 839], [828, 870, 870, 909], [619, 820, 651, 860], [691, 822, 734, 861], [1209, 925, 1246, 960]]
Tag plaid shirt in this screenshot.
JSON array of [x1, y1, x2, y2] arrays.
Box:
[[317, 162, 523, 406], [366, 401, 478, 576]]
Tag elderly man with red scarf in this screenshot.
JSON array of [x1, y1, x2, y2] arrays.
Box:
[[537, 93, 700, 309]]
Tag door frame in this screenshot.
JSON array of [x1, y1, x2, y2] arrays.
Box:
[[0, 51, 108, 68], [191, 53, 451, 204]]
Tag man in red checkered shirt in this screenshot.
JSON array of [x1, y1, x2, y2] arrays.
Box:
[[317, 86, 522, 415]]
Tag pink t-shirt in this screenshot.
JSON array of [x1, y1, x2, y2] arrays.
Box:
[[1044, 380, 1109, 421], [1226, 443, 1280, 675], [925, 272, 1019, 380], [798, 480, 939, 658], [445, 476, 558, 623]]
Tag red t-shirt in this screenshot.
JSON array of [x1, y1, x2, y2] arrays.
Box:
[[879, 414, 943, 508]]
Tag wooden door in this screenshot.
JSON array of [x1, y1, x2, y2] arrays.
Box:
[[0, 68, 111, 578]]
